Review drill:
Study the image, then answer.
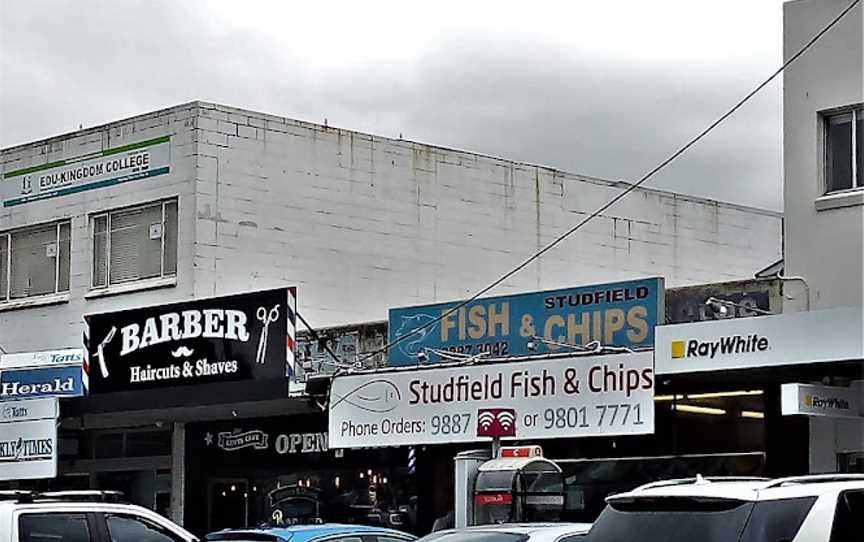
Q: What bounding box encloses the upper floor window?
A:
[0,220,71,303]
[91,199,177,289]
[825,106,863,193]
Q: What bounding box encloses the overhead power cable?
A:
[355,0,861,366]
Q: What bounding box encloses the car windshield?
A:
[584,496,817,542]
[418,531,528,542]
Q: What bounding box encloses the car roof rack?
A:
[763,474,864,489]
[633,476,770,492]
[0,491,34,502]
[0,490,126,504]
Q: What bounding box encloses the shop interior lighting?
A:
[672,404,727,416]
[741,411,765,419]
[655,391,763,401]
[335,476,340,488]
[687,390,763,400]
[230,485,236,492]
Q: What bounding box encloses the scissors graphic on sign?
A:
[256,304,280,364]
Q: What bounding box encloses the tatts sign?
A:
[388,278,664,366]
[85,288,297,393]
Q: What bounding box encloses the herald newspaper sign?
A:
[388,278,663,366]
[329,351,654,448]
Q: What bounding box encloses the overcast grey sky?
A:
[1,0,786,210]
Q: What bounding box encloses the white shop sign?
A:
[0,397,59,424]
[0,348,84,370]
[329,352,654,449]
[781,383,863,419]
[0,418,57,480]
[655,306,864,375]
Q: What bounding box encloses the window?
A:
[830,490,864,542]
[825,106,864,193]
[0,220,71,303]
[105,514,184,542]
[19,513,91,542]
[92,199,177,288]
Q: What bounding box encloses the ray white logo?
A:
[0,437,53,463]
[671,334,769,359]
[804,394,851,411]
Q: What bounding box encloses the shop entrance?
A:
[94,470,172,514]
[208,478,250,532]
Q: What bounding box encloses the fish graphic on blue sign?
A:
[395,314,438,358]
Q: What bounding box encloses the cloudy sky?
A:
[1,0,786,210]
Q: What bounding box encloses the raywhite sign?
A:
[781,383,863,419]
[655,306,864,375]
[0,418,57,480]
[0,349,84,370]
[0,398,59,424]
[329,352,654,449]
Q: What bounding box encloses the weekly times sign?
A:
[387,278,664,366]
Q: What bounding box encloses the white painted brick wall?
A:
[0,101,782,353]
[193,102,781,329]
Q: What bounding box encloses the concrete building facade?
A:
[0,101,781,356]
[783,0,864,473]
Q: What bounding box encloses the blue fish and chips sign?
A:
[388,278,664,366]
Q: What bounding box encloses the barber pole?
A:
[286,287,297,377]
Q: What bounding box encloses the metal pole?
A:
[491,437,501,458]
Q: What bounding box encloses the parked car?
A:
[1,490,197,542]
[205,523,417,542]
[582,474,864,542]
[418,523,591,542]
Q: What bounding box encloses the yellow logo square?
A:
[671,341,685,359]
[804,395,812,407]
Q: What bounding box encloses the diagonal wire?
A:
[355,0,861,366]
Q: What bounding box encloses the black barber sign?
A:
[85,288,296,394]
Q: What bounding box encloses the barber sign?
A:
[84,287,297,394]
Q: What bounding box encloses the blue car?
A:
[205,523,418,542]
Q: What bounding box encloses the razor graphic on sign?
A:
[477,408,516,438]
[95,327,117,378]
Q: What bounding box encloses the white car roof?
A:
[608,474,864,503]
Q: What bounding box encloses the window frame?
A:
[823,105,863,195]
[0,218,72,305]
[90,198,178,290]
